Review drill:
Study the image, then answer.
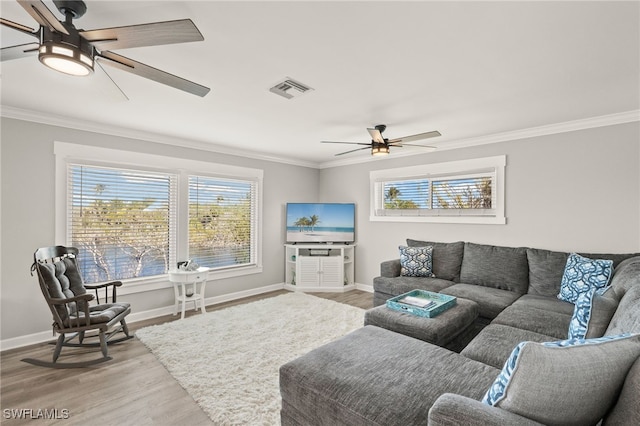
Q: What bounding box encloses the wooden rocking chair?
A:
[23,246,133,368]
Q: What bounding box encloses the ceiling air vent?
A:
[269,77,314,99]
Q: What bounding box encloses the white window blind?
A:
[380,178,430,210]
[432,173,494,211]
[68,164,177,284]
[188,175,257,270]
[370,156,506,224]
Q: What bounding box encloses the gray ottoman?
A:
[364,298,479,347]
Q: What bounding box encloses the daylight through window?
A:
[58,142,264,286]
[370,156,506,224]
[68,164,177,283]
[189,175,257,270]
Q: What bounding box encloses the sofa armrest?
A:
[380,259,401,278]
[428,394,544,426]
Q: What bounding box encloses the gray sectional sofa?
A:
[279,240,640,425]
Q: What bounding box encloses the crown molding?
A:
[317,110,640,169]
[0,106,319,169]
[2,106,638,170]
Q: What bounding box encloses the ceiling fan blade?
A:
[367,128,385,143]
[17,0,69,35]
[0,42,40,61]
[321,141,371,146]
[335,147,371,156]
[389,143,437,150]
[81,19,203,51]
[97,51,210,97]
[388,130,442,144]
[0,17,38,37]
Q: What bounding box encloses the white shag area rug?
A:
[136,292,365,425]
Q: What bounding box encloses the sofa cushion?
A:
[568,288,619,339]
[510,294,575,316]
[558,253,613,303]
[606,284,640,335]
[608,256,640,301]
[461,324,556,369]
[459,243,529,294]
[492,304,571,340]
[482,334,640,426]
[526,248,568,297]
[407,239,465,282]
[279,325,500,426]
[584,290,619,338]
[373,276,455,298]
[603,356,640,425]
[440,284,521,319]
[399,245,435,277]
[579,251,640,268]
[525,249,639,298]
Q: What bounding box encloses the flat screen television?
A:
[286,203,355,243]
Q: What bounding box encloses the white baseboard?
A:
[356,283,373,293]
[282,282,372,293]
[1,283,285,352]
[283,283,357,293]
[0,330,55,352]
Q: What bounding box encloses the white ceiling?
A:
[1,0,639,167]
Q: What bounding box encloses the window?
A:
[68,164,177,283]
[370,156,506,224]
[55,142,263,287]
[189,175,258,270]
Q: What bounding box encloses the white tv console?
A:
[284,244,356,292]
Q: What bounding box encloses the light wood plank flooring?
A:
[0,290,372,425]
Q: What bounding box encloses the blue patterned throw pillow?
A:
[399,245,435,277]
[567,288,596,339]
[557,253,613,304]
[482,341,525,406]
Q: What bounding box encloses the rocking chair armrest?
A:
[84,280,123,290]
[84,281,123,303]
[49,293,95,305]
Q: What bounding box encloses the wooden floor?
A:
[0,290,373,425]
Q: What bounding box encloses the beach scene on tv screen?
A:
[286,203,354,242]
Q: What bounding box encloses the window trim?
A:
[369,155,506,224]
[54,142,264,293]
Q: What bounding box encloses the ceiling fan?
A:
[322,125,441,156]
[0,0,210,97]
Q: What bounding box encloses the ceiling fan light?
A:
[371,145,390,156]
[51,45,73,57]
[80,53,93,67]
[38,41,94,76]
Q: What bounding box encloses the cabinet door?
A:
[298,257,320,287]
[320,256,343,287]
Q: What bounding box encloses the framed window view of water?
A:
[56,142,264,286]
[68,164,177,283]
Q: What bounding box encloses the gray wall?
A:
[319,122,640,288]
[2,117,639,343]
[0,117,319,341]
